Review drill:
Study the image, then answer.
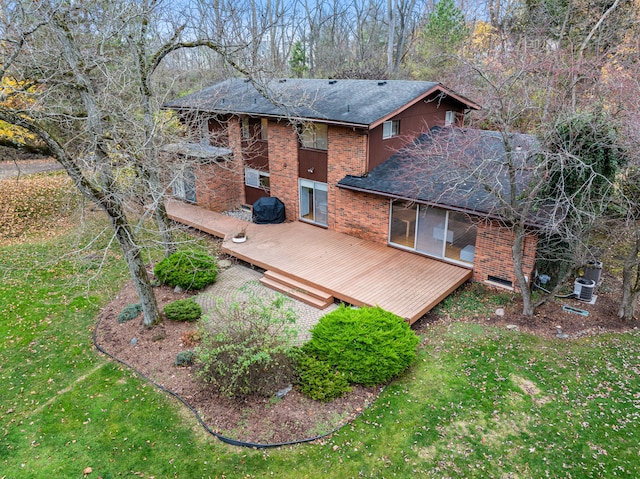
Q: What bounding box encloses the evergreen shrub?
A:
[164,298,202,322]
[154,250,217,290]
[295,352,351,402]
[174,350,195,367]
[118,303,142,323]
[304,305,419,386]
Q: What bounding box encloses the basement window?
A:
[486,275,513,289]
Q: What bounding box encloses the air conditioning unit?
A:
[574,277,596,302]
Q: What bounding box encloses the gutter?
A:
[163,106,370,130]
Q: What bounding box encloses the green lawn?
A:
[1,220,639,478]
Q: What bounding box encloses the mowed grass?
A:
[1,212,639,477]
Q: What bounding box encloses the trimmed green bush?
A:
[154,250,218,291]
[174,350,196,367]
[295,352,351,402]
[118,303,142,323]
[164,298,202,322]
[304,305,420,386]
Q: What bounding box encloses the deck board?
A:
[167,200,471,323]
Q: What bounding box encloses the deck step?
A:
[263,271,334,301]
[260,271,333,309]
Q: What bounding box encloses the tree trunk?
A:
[618,238,640,320]
[54,16,161,326]
[387,0,395,73]
[618,283,639,320]
[111,210,161,327]
[155,199,176,258]
[513,225,535,316]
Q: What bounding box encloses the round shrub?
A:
[304,305,420,386]
[295,352,351,402]
[154,250,218,291]
[175,350,196,367]
[164,298,202,322]
[118,303,142,323]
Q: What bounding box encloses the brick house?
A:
[164,78,537,290]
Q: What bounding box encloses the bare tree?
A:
[398,48,622,316]
[612,166,640,320]
[0,0,256,326]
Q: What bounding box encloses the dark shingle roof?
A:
[164,78,479,127]
[339,127,539,219]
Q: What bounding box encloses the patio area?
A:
[166,200,472,324]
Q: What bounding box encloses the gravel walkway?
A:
[194,264,337,343]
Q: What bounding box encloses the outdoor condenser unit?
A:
[573,277,596,302]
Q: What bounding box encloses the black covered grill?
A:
[252,197,285,224]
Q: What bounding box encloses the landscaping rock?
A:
[276,384,293,398]
[218,259,232,269]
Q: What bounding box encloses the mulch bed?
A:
[94,278,378,445]
[95,266,637,445]
[415,272,636,339]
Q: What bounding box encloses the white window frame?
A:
[299,179,328,226]
[245,167,270,189]
[382,120,400,139]
[260,118,268,141]
[445,111,456,127]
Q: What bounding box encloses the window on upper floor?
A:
[382,120,400,139]
[260,118,268,141]
[197,116,210,145]
[241,117,250,139]
[245,167,270,189]
[300,123,328,150]
[445,111,456,127]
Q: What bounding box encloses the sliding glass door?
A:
[389,201,477,265]
[299,179,328,226]
[415,207,446,256]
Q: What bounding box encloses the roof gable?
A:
[164,78,480,127]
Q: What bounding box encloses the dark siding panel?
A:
[208,117,229,147]
[298,148,328,182]
[244,140,269,169]
[245,186,269,206]
[368,95,467,171]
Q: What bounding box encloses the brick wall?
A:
[473,220,537,290]
[195,117,245,211]
[327,126,368,230]
[333,189,390,243]
[268,121,299,221]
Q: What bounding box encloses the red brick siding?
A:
[334,189,390,243]
[268,121,299,221]
[195,117,245,211]
[327,126,368,229]
[473,220,537,290]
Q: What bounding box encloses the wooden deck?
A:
[166,200,472,324]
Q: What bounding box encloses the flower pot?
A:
[232,235,247,243]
